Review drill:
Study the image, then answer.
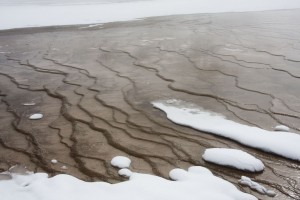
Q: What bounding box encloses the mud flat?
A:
[0,9,300,199]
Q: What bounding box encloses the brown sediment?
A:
[0,9,300,199]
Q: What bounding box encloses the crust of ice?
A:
[0,166,257,200]
[152,99,300,161]
[202,148,264,172]
[111,156,131,168]
[29,113,43,120]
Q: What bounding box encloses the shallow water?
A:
[0,9,300,200]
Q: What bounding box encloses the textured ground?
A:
[0,9,300,200]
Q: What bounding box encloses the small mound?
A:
[202,148,264,172]
[29,113,43,120]
[274,125,290,132]
[110,156,131,168]
[118,169,132,177]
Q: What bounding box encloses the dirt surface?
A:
[0,9,300,199]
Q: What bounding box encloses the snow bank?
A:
[1,0,300,30]
[0,166,257,200]
[239,176,276,197]
[152,99,300,161]
[29,113,43,120]
[202,148,264,172]
[111,156,131,168]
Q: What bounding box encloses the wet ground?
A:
[0,9,300,199]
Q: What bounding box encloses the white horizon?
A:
[1,0,300,30]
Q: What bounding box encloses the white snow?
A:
[118,168,133,177]
[61,166,68,170]
[274,125,290,132]
[1,0,300,30]
[29,113,43,120]
[51,159,58,164]
[239,176,276,197]
[111,156,131,168]
[22,102,36,106]
[152,99,300,161]
[202,148,264,172]
[0,166,257,200]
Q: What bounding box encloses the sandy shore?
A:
[0,9,300,199]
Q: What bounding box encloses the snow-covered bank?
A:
[1,0,300,30]
[0,166,256,200]
[202,148,264,172]
[152,99,300,161]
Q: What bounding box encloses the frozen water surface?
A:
[1,0,300,30]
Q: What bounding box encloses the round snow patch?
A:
[29,113,43,120]
[61,166,68,170]
[118,169,132,177]
[202,148,264,172]
[51,159,58,164]
[274,125,290,132]
[111,156,131,168]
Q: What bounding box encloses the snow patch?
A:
[29,113,43,120]
[239,176,276,197]
[0,166,257,200]
[118,168,132,177]
[111,156,131,168]
[51,159,58,164]
[274,125,290,132]
[23,102,36,106]
[61,166,68,170]
[152,99,300,161]
[202,148,264,172]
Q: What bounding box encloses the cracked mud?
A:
[0,9,300,200]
